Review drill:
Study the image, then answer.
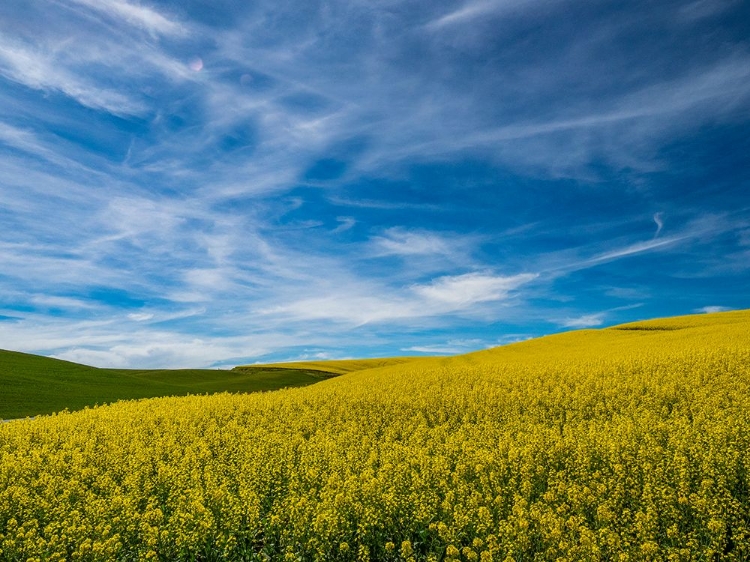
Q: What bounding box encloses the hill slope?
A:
[0,350,340,419]
[236,356,421,375]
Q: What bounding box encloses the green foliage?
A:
[0,350,339,420]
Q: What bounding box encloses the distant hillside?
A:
[236,356,421,375]
[0,350,339,419]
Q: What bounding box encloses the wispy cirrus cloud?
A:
[29,296,99,310]
[0,121,95,172]
[368,228,481,267]
[555,303,644,330]
[258,271,537,327]
[67,0,185,37]
[372,228,457,257]
[559,313,607,329]
[425,0,555,30]
[653,212,664,237]
[413,272,537,307]
[0,38,147,116]
[332,217,356,233]
[403,339,485,355]
[586,236,690,265]
[393,56,750,178]
[533,212,746,279]
[694,305,732,314]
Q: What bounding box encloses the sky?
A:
[0,0,748,368]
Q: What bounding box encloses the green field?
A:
[0,350,347,420]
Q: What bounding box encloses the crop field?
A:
[0,351,342,420]
[1,310,749,561]
[236,357,421,376]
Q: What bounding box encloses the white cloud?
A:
[0,122,78,169]
[258,271,537,326]
[403,338,485,355]
[413,272,537,306]
[678,0,738,22]
[95,196,188,245]
[332,217,356,233]
[183,268,235,293]
[605,287,648,300]
[30,296,97,310]
[534,213,748,279]
[653,212,664,237]
[390,56,750,177]
[259,294,418,325]
[494,334,533,345]
[586,236,689,265]
[328,197,444,211]
[426,0,503,29]
[0,38,146,116]
[425,0,552,30]
[403,344,463,354]
[559,313,606,328]
[371,228,459,257]
[127,312,154,322]
[0,314,338,369]
[67,0,184,36]
[695,305,731,314]
[52,339,244,370]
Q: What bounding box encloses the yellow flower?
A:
[446,545,460,557]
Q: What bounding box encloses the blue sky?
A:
[0,0,748,368]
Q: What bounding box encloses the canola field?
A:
[235,357,420,376]
[1,310,749,561]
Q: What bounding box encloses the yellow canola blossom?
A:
[1,310,750,561]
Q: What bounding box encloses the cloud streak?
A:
[68,0,185,36]
[413,272,537,307]
[0,38,147,116]
[559,313,606,329]
[425,0,555,30]
[653,213,664,237]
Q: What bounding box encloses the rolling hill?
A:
[235,356,421,375]
[0,350,343,419]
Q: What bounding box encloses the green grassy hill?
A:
[0,350,341,420]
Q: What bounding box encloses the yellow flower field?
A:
[1,310,749,561]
